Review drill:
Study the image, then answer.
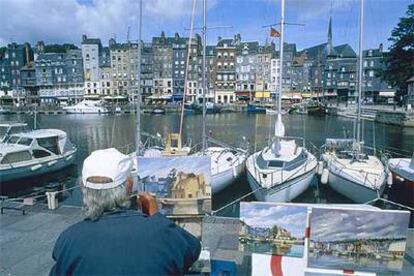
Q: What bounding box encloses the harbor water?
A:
[1,113,413,216]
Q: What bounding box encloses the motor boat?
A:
[247,103,266,114]
[63,100,109,114]
[0,122,28,143]
[246,115,317,202]
[0,129,77,182]
[320,139,386,203]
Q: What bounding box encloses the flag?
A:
[270,27,280,37]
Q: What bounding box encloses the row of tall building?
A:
[0,19,397,106]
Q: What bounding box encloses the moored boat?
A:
[320,139,386,203]
[247,103,266,114]
[0,129,77,183]
[63,100,109,114]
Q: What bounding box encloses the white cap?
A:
[82,148,133,190]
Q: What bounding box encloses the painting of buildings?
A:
[137,156,211,216]
[239,202,307,257]
[309,208,411,273]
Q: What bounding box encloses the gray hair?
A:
[82,182,131,220]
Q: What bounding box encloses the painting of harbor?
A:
[136,156,211,216]
[309,208,411,273]
[239,202,307,257]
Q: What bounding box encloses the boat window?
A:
[256,154,268,169]
[17,137,33,146]
[6,136,20,144]
[0,127,7,140]
[32,149,51,158]
[37,136,60,155]
[1,151,32,164]
[268,160,284,168]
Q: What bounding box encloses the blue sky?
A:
[0,0,411,51]
[137,156,211,184]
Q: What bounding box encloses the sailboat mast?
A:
[356,0,364,145]
[202,0,207,154]
[278,0,285,114]
[135,0,142,156]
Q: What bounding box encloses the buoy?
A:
[387,172,393,187]
[317,161,324,175]
[321,168,329,184]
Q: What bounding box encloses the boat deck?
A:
[1,204,413,275]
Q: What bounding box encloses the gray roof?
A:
[407,76,414,83]
[333,44,356,58]
[81,38,101,45]
[216,38,235,48]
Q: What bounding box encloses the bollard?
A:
[45,191,59,210]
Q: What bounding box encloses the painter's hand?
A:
[137,192,158,216]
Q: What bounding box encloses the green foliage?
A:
[381,4,414,99]
[44,44,79,53]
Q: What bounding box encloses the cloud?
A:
[240,202,308,237]
[0,0,217,45]
[310,209,410,242]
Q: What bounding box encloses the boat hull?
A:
[327,170,385,203]
[0,151,76,183]
[246,168,315,202]
[211,159,245,193]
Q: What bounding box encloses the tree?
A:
[380,4,414,101]
[44,43,79,53]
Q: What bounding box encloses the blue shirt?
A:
[50,209,201,275]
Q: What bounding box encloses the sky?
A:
[137,156,211,184]
[0,0,411,51]
[310,208,410,242]
[240,202,308,238]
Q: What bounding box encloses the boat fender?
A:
[317,161,324,175]
[232,164,237,178]
[321,168,329,184]
[387,172,393,187]
[48,160,58,167]
[31,164,42,171]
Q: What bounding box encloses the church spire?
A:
[328,16,332,46]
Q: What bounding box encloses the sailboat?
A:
[320,0,386,203]
[191,0,248,194]
[245,0,317,202]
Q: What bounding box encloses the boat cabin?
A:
[257,140,307,171]
[0,129,69,165]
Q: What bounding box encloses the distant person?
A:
[50,148,201,275]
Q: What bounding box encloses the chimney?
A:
[379,43,383,53]
[174,32,179,40]
[82,34,87,42]
[218,36,222,42]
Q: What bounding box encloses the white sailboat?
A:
[320,0,386,203]
[191,0,248,194]
[245,0,317,202]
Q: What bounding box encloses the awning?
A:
[235,91,251,97]
[255,92,271,98]
[379,91,395,97]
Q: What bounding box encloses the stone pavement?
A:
[0,204,82,275]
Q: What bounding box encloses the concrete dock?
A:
[0,204,82,275]
[1,204,413,275]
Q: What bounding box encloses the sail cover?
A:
[274,113,285,137]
